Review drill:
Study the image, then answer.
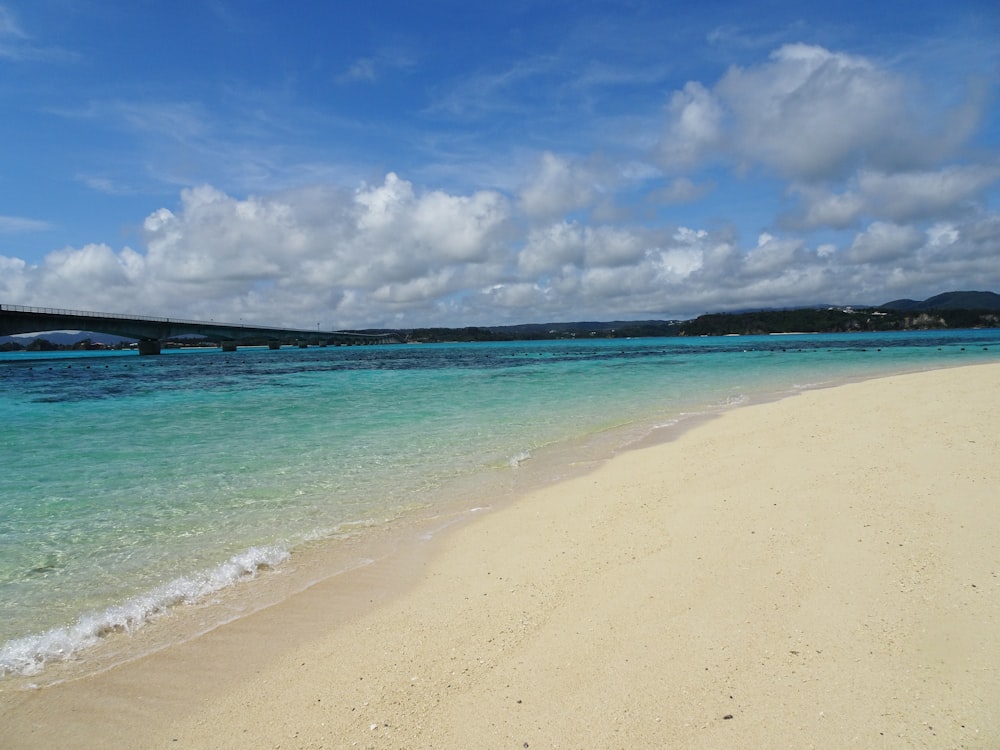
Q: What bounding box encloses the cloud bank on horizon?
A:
[1,1,998,328]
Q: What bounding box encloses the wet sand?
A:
[4,363,999,749]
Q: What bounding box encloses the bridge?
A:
[0,304,404,354]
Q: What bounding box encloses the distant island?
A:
[2,291,999,351]
[675,290,1000,338]
[400,290,1000,342]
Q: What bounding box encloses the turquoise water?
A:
[2,331,998,679]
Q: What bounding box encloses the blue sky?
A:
[1,0,999,328]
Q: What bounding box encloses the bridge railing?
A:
[1,303,196,325]
[0,303,392,338]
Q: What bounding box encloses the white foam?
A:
[508,449,532,467]
[722,393,749,407]
[0,545,289,678]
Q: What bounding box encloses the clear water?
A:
[2,331,998,679]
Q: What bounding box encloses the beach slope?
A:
[5,364,999,749]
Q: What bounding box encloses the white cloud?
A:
[518,221,646,276]
[2,38,998,327]
[652,245,706,282]
[787,164,1000,229]
[370,268,460,305]
[0,215,52,233]
[0,255,29,300]
[658,44,987,183]
[411,188,508,263]
[478,282,549,313]
[519,222,585,275]
[847,222,924,264]
[658,82,724,171]
[77,174,135,195]
[518,152,598,219]
[143,186,300,284]
[16,243,147,313]
[42,243,142,285]
[9,174,507,326]
[744,232,804,276]
[718,44,907,180]
[856,166,1000,222]
[926,222,959,249]
[4,181,1000,325]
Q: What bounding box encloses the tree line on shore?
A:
[675,306,1000,337]
[400,306,999,342]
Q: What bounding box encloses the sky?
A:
[1,0,999,329]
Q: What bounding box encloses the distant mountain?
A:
[0,331,131,347]
[880,291,1000,311]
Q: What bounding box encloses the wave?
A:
[721,393,749,407]
[0,545,289,678]
[508,449,532,467]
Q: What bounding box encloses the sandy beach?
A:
[4,363,999,749]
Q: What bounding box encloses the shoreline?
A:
[4,362,1000,748]
[0,346,798,690]
[2,334,996,686]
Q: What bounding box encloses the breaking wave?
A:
[0,545,289,678]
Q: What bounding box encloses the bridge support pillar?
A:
[137,339,161,355]
[220,341,237,352]
[268,342,281,350]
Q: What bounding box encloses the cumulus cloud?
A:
[744,232,805,276]
[518,221,645,275]
[518,152,599,219]
[847,222,925,264]
[136,173,509,305]
[658,43,988,182]
[0,255,28,299]
[5,243,147,314]
[3,40,999,327]
[143,186,300,283]
[786,164,1000,229]
[718,44,909,180]
[856,166,1000,221]
[658,82,724,170]
[4,172,1000,325]
[786,185,865,229]
[410,187,508,262]
[0,174,514,327]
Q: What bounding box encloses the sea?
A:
[2,329,999,687]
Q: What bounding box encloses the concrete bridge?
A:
[0,304,404,354]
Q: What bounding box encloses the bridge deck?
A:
[0,304,402,349]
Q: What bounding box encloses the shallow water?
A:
[2,330,998,679]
